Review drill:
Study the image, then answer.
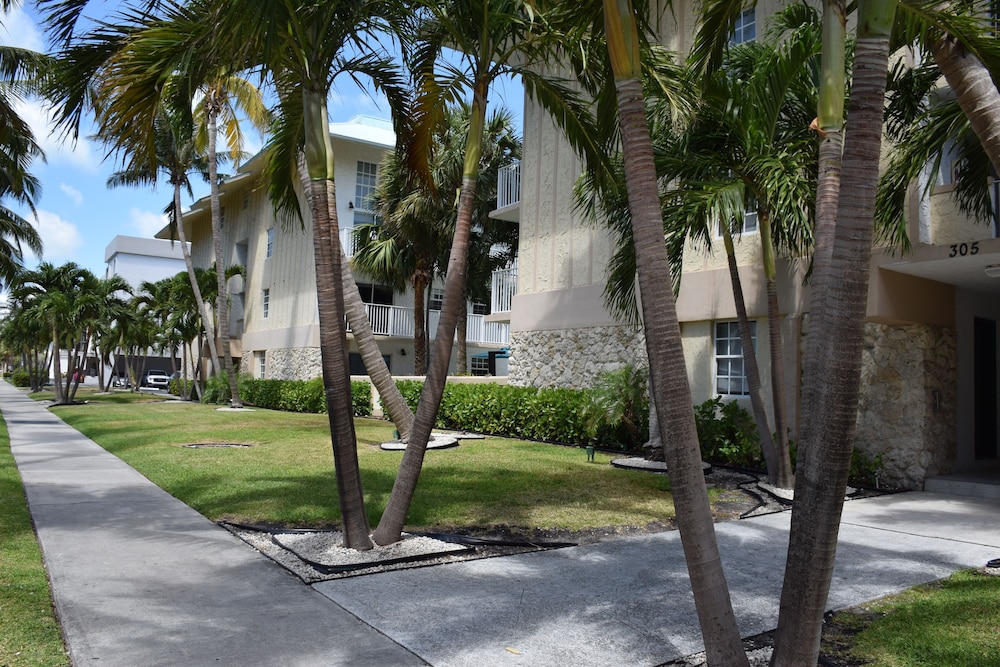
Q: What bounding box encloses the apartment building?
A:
[490,2,1000,490]
[167,115,510,382]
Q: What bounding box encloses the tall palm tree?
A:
[372,0,600,546]
[194,71,271,409]
[99,73,224,380]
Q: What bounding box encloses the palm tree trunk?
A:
[303,87,372,550]
[757,212,794,488]
[302,155,416,439]
[51,329,63,403]
[771,0,895,662]
[604,4,748,664]
[173,181,221,377]
[413,271,428,375]
[799,0,846,431]
[372,80,489,547]
[207,101,243,408]
[337,223,415,439]
[932,36,1000,176]
[722,227,781,484]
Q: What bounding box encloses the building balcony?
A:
[490,160,520,222]
[488,259,517,322]
[347,303,510,346]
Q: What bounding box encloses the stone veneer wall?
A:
[239,347,322,381]
[507,325,646,389]
[854,323,957,490]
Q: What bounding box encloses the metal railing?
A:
[496,160,521,209]
[347,303,509,345]
[490,259,517,314]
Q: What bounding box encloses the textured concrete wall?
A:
[507,325,645,389]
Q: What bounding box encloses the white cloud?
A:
[16,98,99,171]
[59,183,84,206]
[0,6,44,51]
[30,210,83,263]
[129,208,168,237]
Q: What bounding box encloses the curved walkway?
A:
[5,380,1000,666]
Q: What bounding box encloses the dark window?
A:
[356,282,393,305]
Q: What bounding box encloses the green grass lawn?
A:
[0,413,69,666]
[844,570,1000,666]
[47,388,677,530]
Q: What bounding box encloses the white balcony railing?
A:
[496,160,521,209]
[490,259,517,314]
[347,303,510,345]
[339,227,358,258]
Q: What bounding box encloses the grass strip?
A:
[0,410,69,666]
[846,569,1000,666]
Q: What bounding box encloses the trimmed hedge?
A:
[9,371,31,388]
[240,377,372,416]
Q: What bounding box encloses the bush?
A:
[582,365,649,450]
[239,377,372,416]
[693,396,763,469]
[9,371,30,388]
[201,374,232,405]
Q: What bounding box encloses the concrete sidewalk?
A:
[2,382,425,667]
[6,381,1000,666]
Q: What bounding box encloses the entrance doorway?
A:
[974,317,998,460]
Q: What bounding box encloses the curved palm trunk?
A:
[722,228,781,484]
[304,88,373,550]
[173,181,221,378]
[373,81,489,546]
[51,328,63,403]
[771,1,895,662]
[303,158,416,439]
[932,37,1000,176]
[757,213,794,488]
[337,226,415,439]
[605,4,748,664]
[207,101,243,408]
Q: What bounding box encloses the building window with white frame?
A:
[717,209,759,238]
[715,320,756,396]
[266,227,274,258]
[262,288,270,319]
[256,351,266,379]
[355,161,378,211]
[730,8,756,45]
[429,288,444,311]
[470,356,490,376]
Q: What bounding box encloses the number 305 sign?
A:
[949,241,980,257]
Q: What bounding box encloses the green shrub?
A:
[582,365,649,450]
[9,371,30,388]
[201,374,232,405]
[238,377,372,416]
[694,396,763,469]
[849,449,884,488]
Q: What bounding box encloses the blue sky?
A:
[1,3,524,279]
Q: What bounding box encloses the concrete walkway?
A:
[6,381,1000,666]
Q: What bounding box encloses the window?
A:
[262,289,270,319]
[471,356,490,376]
[730,8,756,45]
[256,351,266,379]
[472,301,489,316]
[429,288,444,311]
[355,161,378,211]
[266,228,274,258]
[355,282,393,305]
[717,209,759,238]
[715,320,756,396]
[937,140,963,186]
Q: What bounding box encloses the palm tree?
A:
[0,12,46,285]
[372,0,601,546]
[194,71,271,409]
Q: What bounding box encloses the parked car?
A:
[142,370,171,389]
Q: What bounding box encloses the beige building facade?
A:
[168,116,510,383]
[494,3,1000,489]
